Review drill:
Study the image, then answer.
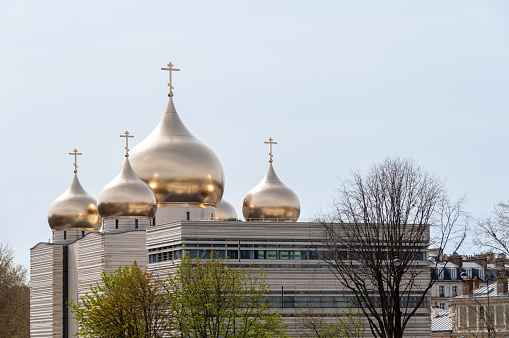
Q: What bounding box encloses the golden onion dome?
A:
[98,157,157,218]
[48,174,101,231]
[242,163,300,222]
[215,199,238,221]
[129,97,224,205]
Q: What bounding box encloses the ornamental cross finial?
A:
[69,149,82,173]
[161,62,180,97]
[264,137,277,163]
[120,131,134,157]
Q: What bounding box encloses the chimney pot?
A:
[473,276,480,290]
[497,275,508,295]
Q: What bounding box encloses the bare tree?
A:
[318,157,466,338]
[0,244,29,338]
[475,202,509,256]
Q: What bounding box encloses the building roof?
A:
[431,310,452,333]
[455,282,506,299]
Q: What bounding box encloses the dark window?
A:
[115,219,119,229]
[241,250,253,259]
[64,231,67,240]
[254,250,266,259]
[186,212,190,220]
[135,219,138,229]
[227,250,238,259]
[81,231,85,237]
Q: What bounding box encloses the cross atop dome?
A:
[69,149,82,173]
[264,137,277,163]
[120,131,134,157]
[161,62,180,97]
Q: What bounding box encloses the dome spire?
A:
[69,149,82,173]
[161,61,180,97]
[120,131,134,157]
[264,137,277,163]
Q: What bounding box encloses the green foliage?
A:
[166,253,287,338]
[0,244,29,338]
[297,306,365,338]
[70,261,171,338]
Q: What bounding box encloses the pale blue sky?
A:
[1,1,508,269]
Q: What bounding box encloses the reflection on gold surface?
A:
[98,158,157,218]
[242,163,300,222]
[48,174,101,231]
[215,199,238,221]
[130,97,224,205]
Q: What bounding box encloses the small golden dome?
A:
[98,157,157,218]
[130,97,224,205]
[242,163,300,222]
[48,174,101,231]
[215,199,238,220]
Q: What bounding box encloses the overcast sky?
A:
[1,1,508,269]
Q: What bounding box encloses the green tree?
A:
[0,244,29,338]
[70,261,172,338]
[297,306,365,338]
[167,253,287,338]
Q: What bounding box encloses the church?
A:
[30,62,432,337]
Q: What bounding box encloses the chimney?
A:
[497,274,508,295]
[450,254,463,268]
[463,278,474,295]
[432,306,440,318]
[496,254,506,268]
[473,276,480,290]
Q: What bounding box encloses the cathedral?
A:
[30,63,432,337]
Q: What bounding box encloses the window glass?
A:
[281,251,293,260]
[294,251,302,260]
[267,250,279,259]
[227,250,238,259]
[254,250,266,259]
[309,251,320,260]
[240,250,253,259]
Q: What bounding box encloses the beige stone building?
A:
[449,276,509,337]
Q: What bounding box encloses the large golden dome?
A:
[215,199,238,220]
[129,97,224,205]
[48,174,101,231]
[98,157,157,218]
[242,163,300,222]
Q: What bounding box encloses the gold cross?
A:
[69,149,82,173]
[264,137,277,163]
[161,62,180,97]
[120,131,134,157]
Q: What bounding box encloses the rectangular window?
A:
[254,250,266,259]
[81,231,85,237]
[466,268,472,278]
[186,212,190,220]
[227,250,238,259]
[294,251,303,260]
[135,219,138,229]
[64,231,67,240]
[280,251,293,260]
[267,250,279,260]
[452,286,458,297]
[438,268,444,280]
[240,250,253,259]
[439,285,445,297]
[478,269,485,279]
[449,268,457,280]
[309,251,320,260]
[439,303,445,310]
[115,219,119,229]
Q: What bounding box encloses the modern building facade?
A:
[30,63,432,337]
